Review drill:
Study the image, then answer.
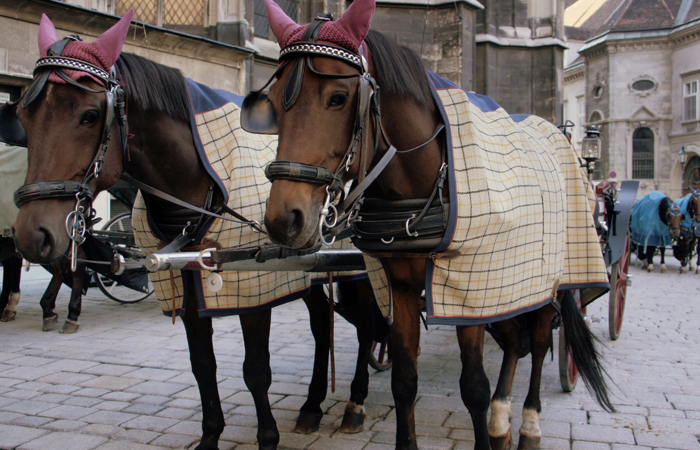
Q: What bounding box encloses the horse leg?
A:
[659,247,667,273]
[690,238,697,272]
[340,279,374,433]
[695,239,700,274]
[517,306,556,450]
[39,264,64,331]
[296,284,331,434]
[457,324,491,450]
[181,284,225,450]
[647,246,655,272]
[391,284,422,450]
[240,309,279,450]
[60,260,86,334]
[488,319,524,450]
[0,256,22,322]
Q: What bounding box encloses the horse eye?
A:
[80,110,99,125]
[328,93,348,107]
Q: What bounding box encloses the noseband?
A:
[1,35,129,268]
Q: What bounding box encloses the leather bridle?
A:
[9,35,129,269]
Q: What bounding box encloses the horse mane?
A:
[364,30,435,114]
[658,196,671,225]
[115,53,191,123]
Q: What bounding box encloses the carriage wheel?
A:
[369,336,392,371]
[559,290,582,392]
[94,213,155,304]
[608,231,630,340]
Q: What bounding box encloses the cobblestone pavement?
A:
[0,256,699,450]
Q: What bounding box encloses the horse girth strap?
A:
[14,181,92,209]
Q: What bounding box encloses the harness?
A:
[241,14,448,250]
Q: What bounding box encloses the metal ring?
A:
[405,215,419,237]
[197,248,218,271]
[323,203,338,228]
[381,236,394,244]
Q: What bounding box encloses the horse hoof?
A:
[339,409,366,434]
[193,438,220,450]
[516,434,540,450]
[680,267,688,274]
[59,319,80,334]
[0,310,17,322]
[489,429,513,450]
[696,268,700,274]
[641,261,648,269]
[259,446,277,450]
[294,411,322,434]
[660,265,667,273]
[647,264,654,272]
[42,315,58,331]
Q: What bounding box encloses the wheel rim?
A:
[568,347,579,385]
[369,338,392,371]
[612,233,630,336]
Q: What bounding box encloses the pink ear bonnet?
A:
[264,0,374,54]
[37,9,134,85]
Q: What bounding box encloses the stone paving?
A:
[0,256,699,450]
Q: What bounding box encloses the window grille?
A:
[684,80,698,121]
[632,127,654,179]
[115,0,205,27]
[253,0,299,40]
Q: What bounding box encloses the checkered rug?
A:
[364,73,609,325]
[0,146,28,233]
[132,79,361,318]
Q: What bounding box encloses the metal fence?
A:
[115,0,206,27]
[253,0,299,39]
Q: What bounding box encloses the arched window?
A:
[632,128,654,179]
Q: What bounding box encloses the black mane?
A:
[364,30,435,113]
[116,53,191,123]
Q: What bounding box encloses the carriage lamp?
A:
[581,126,602,163]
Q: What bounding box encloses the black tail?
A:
[561,290,615,412]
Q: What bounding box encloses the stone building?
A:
[562,0,700,198]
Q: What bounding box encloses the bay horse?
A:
[672,191,700,273]
[3,11,376,450]
[253,0,613,448]
[630,192,683,273]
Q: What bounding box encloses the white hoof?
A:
[641,261,648,270]
[647,264,654,272]
[660,264,667,273]
[680,267,688,274]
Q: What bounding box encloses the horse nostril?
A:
[288,209,305,234]
[37,226,55,259]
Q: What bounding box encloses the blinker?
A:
[0,101,27,147]
[241,91,278,135]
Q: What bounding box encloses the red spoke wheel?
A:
[609,231,630,340]
[369,336,392,371]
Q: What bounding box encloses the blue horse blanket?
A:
[631,191,673,249]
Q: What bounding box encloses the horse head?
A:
[690,186,700,223]
[666,203,683,242]
[4,11,133,263]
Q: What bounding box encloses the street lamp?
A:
[679,146,687,193]
[581,126,601,181]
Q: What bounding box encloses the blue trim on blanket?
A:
[509,114,531,123]
[426,297,553,326]
[427,72,502,113]
[160,272,369,318]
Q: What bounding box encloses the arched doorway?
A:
[684,155,700,195]
[632,128,654,179]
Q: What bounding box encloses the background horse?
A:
[630,191,682,273]
[0,145,89,332]
[672,192,700,273]
[4,12,377,450]
[255,1,613,449]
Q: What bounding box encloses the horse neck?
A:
[125,105,217,208]
[372,93,444,200]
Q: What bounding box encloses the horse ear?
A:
[335,0,375,49]
[38,14,59,57]
[93,9,134,67]
[264,0,299,46]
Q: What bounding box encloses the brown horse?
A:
[254,0,613,448]
[4,12,376,450]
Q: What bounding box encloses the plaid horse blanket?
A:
[132,80,363,318]
[363,73,609,326]
[0,146,28,233]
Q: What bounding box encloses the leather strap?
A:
[14,180,91,208]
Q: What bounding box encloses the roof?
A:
[564,0,700,41]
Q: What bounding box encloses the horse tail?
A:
[561,290,615,412]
